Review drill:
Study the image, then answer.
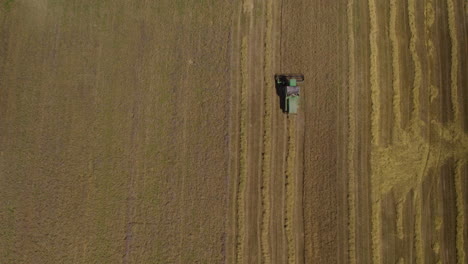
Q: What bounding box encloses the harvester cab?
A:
[275,74,304,114]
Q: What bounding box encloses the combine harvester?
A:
[275,74,304,114]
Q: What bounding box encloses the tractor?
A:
[275,74,304,114]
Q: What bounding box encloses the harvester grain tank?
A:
[275,74,304,114]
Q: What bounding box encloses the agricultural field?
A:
[0,0,466,263]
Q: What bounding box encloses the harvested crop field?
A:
[0,0,466,263]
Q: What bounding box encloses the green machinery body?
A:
[275,74,304,114]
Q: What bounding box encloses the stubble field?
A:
[0,0,466,263]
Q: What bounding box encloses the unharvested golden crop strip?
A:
[367,0,382,262]
[260,0,274,262]
[407,1,424,261]
[236,36,249,264]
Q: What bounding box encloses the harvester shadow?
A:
[274,75,286,112]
